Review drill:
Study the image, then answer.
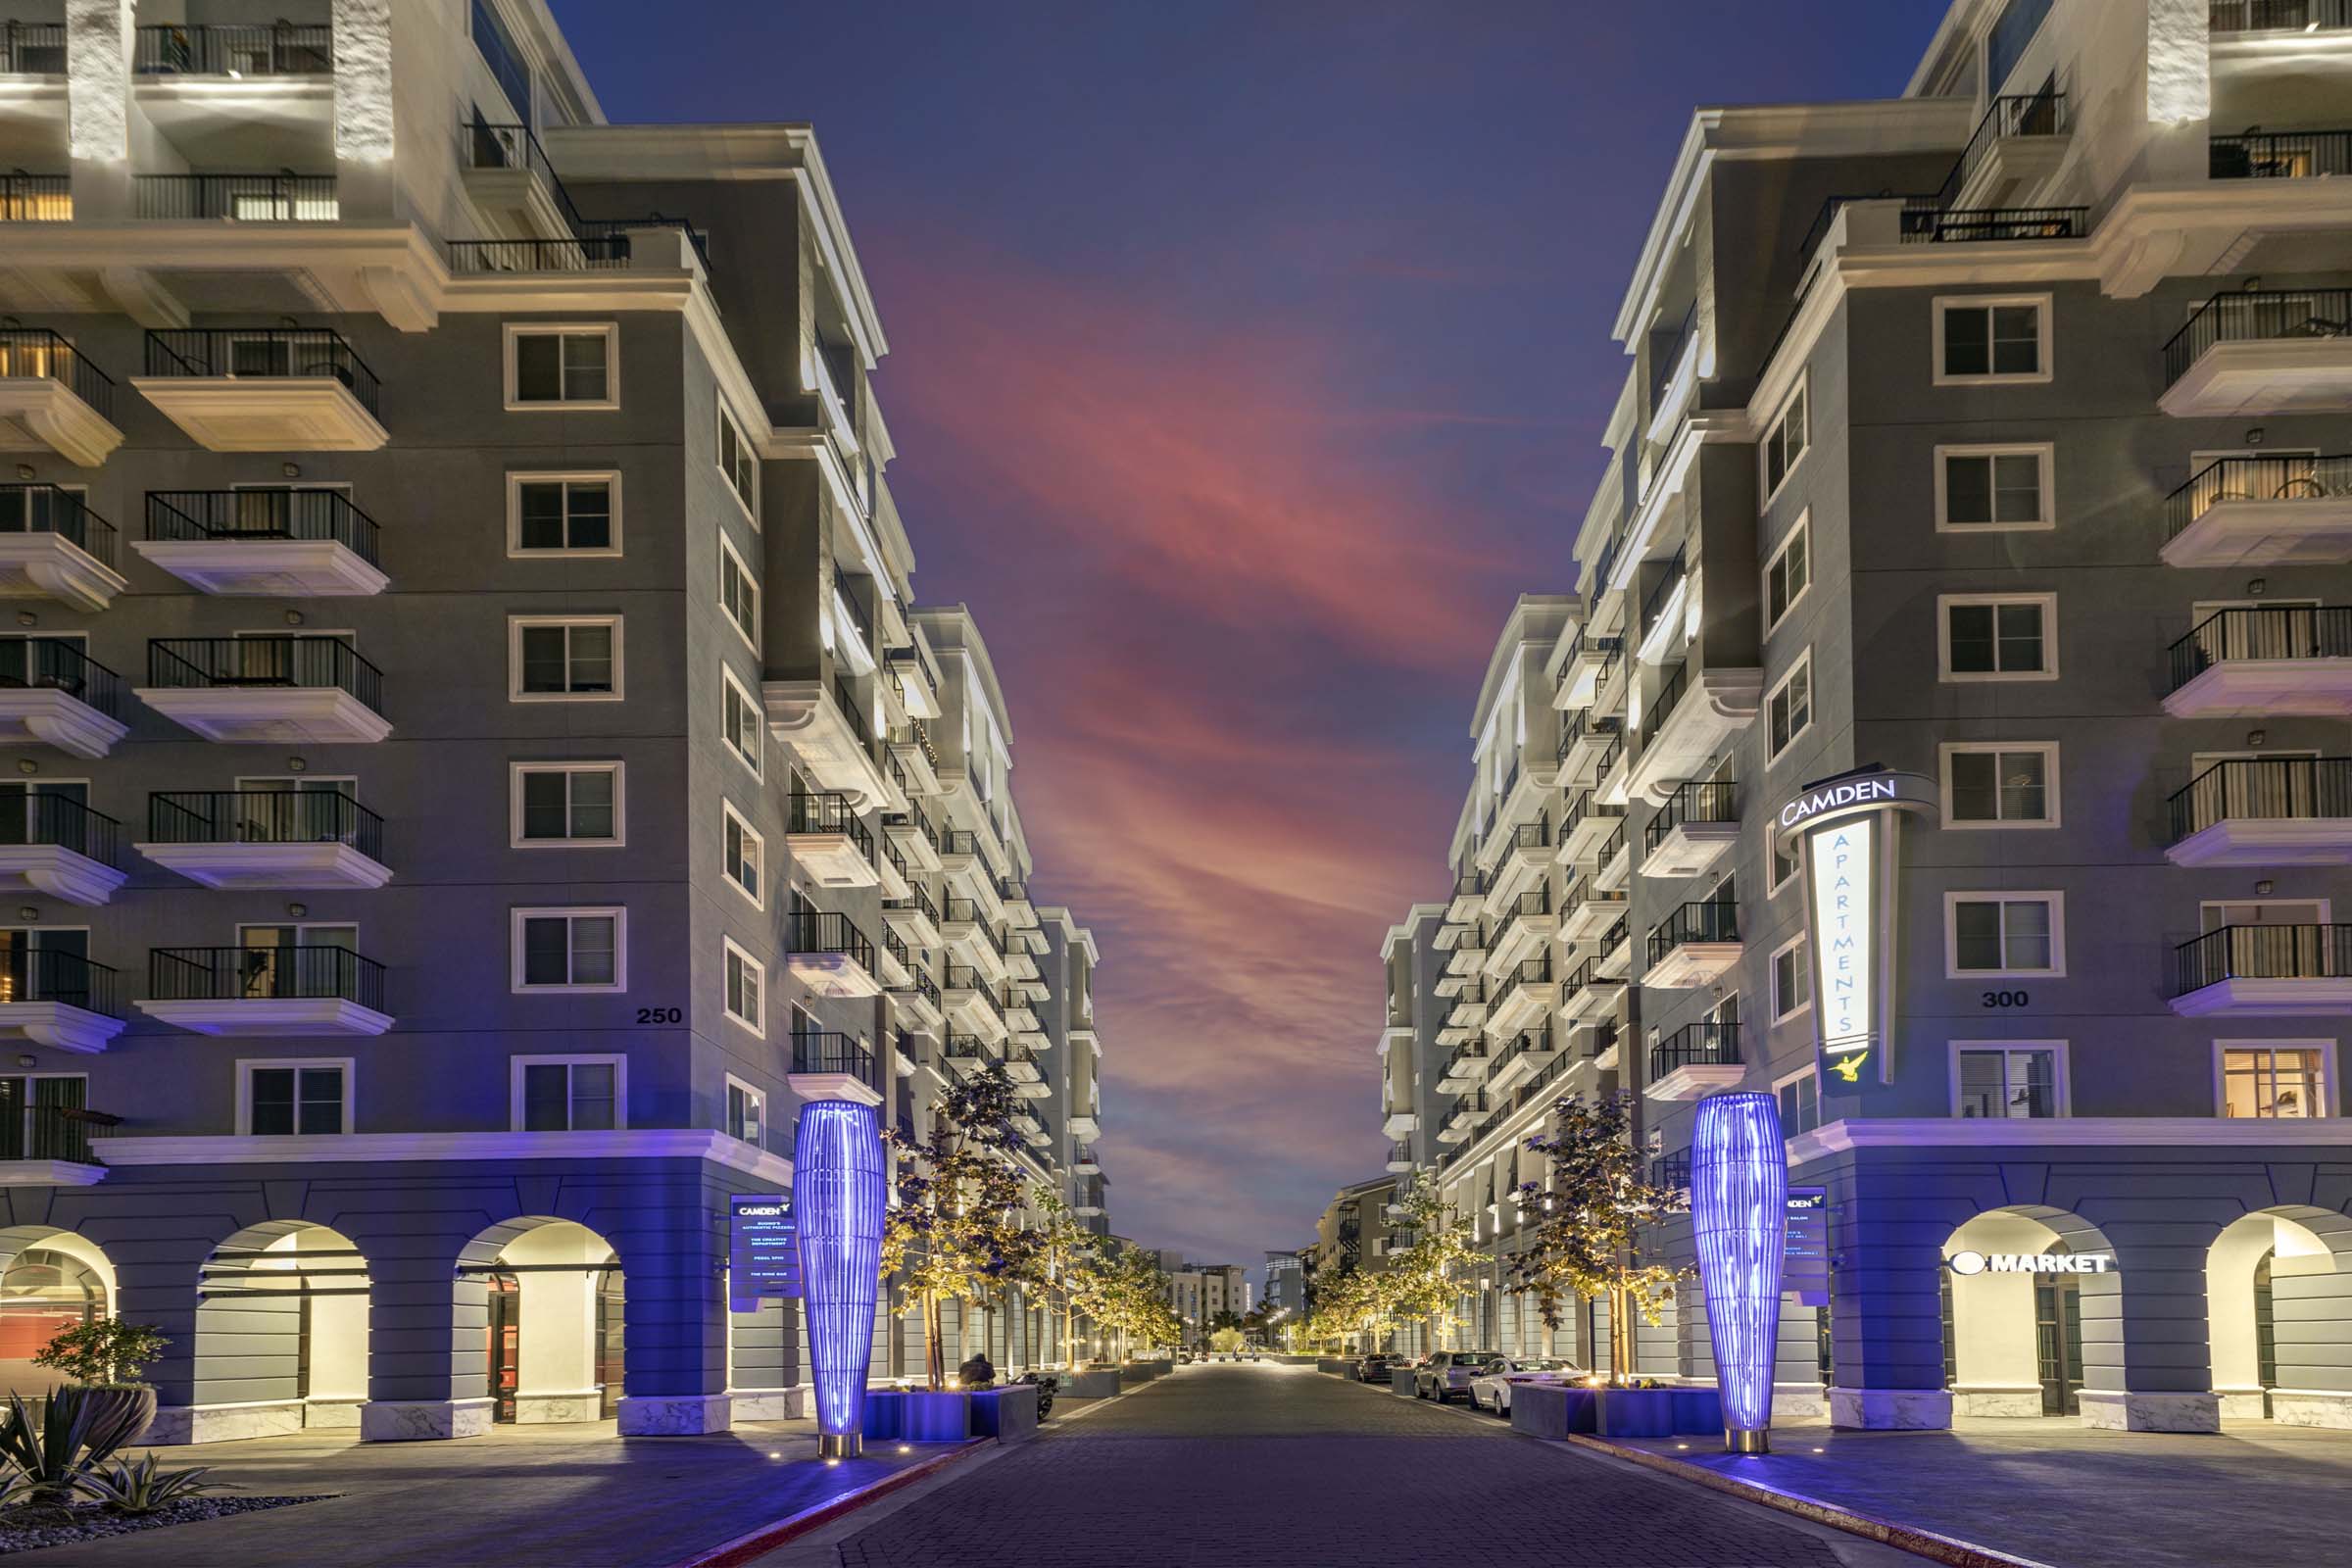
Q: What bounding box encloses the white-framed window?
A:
[1774,1066,1820,1138]
[718,533,760,652]
[1761,375,1807,502]
[1952,1041,2067,1118]
[1936,444,2053,532]
[1766,651,1812,761]
[1768,835,1800,897]
[1944,891,2064,976]
[720,800,763,907]
[1770,935,1810,1022]
[1764,511,1810,633]
[1933,294,2050,384]
[511,1054,624,1131]
[716,402,759,521]
[510,761,622,847]
[236,1057,352,1136]
[720,664,762,778]
[510,615,621,702]
[511,906,625,992]
[1938,593,2056,681]
[507,472,619,557]
[725,1074,767,1147]
[1939,742,2059,828]
[723,938,764,1036]
[505,323,617,410]
[2217,1040,2334,1119]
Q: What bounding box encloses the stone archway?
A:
[0,1225,116,1398]
[189,1220,372,1441]
[2208,1205,2352,1428]
[1941,1204,2118,1420]
[456,1218,622,1426]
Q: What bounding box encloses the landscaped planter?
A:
[1317,1358,1350,1375]
[1593,1388,1676,1439]
[1669,1387,1724,1435]
[969,1385,1039,1443]
[1061,1369,1121,1399]
[1510,1383,1599,1438]
[1390,1369,1417,1396]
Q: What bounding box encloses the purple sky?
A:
[555,1,1938,1267]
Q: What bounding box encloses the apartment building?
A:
[1376,903,1450,1181]
[1392,0,2352,1433]
[0,0,1105,1443]
[1164,1261,1248,1345]
[1037,906,1108,1237]
[1263,1250,1305,1318]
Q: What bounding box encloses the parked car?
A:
[1354,1351,1403,1383]
[1414,1349,1501,1401]
[1468,1357,1586,1414]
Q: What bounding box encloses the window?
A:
[1766,652,1812,760]
[717,404,758,520]
[721,802,763,906]
[1936,445,2052,532]
[512,907,624,991]
[718,535,760,651]
[2220,1044,2330,1119]
[1762,377,1807,500]
[1776,1069,1820,1138]
[1769,835,1800,896]
[1939,594,2056,681]
[1771,936,1811,1022]
[511,762,621,847]
[1955,1044,2064,1118]
[1940,743,2058,828]
[505,324,616,409]
[513,1056,621,1131]
[511,616,620,701]
[508,474,618,557]
[1764,513,1810,632]
[1945,892,2064,976]
[471,0,531,121]
[723,940,764,1036]
[726,1077,766,1147]
[240,1060,349,1136]
[1935,296,2049,383]
[720,666,762,777]
[1985,0,2053,95]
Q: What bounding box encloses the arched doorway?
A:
[2208,1206,2352,1427]
[1941,1207,2115,1419]
[196,1221,371,1433]
[459,1219,622,1425]
[0,1229,114,1397]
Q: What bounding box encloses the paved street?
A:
[766,1363,1914,1567]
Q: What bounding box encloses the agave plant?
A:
[0,1387,149,1510]
[75,1453,234,1517]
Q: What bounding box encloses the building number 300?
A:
[1981,990,2029,1008]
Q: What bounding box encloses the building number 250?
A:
[636,1006,684,1024]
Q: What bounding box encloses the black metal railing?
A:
[1797,189,1927,261]
[0,794,119,866]
[1598,915,1630,954]
[460,120,711,270]
[1451,866,1485,901]
[787,789,873,858]
[1443,1042,1488,1077]
[0,172,69,220]
[0,1103,116,1165]
[134,23,331,74]
[147,790,380,858]
[1510,818,1548,854]
[783,912,875,973]
[1594,822,1628,871]
[2170,758,2352,842]
[135,172,337,221]
[2166,455,2352,541]
[148,945,381,1009]
[2169,607,2352,693]
[1561,958,1593,999]
[0,639,122,719]
[1938,90,2071,210]
[1648,662,1690,733]
[1643,781,1739,858]
[942,900,1006,961]
[144,328,379,416]
[0,329,115,421]
[1510,886,1551,923]
[791,1031,877,1086]
[1642,550,1688,634]
[146,489,381,565]
[832,673,872,751]
[893,970,942,1009]
[1446,1092,1492,1122]
[1589,1021,1620,1060]
[2212,129,2352,181]
[885,883,939,925]
[2165,289,2352,388]
[446,235,632,274]
[2211,1,2352,32]
[0,22,64,74]
[146,636,384,714]
[1592,730,1624,784]
[942,1035,988,1063]
[1562,789,1626,839]
[0,949,118,1014]
[1388,1140,1412,1166]
[1493,956,1552,1015]
[0,484,117,569]
[1899,202,2087,244]
[2175,923,2352,995]
[1650,1020,1741,1079]
[1648,299,1696,411]
[1646,901,1739,967]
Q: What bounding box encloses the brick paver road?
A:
[819,1364,1910,1567]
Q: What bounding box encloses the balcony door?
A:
[2189,750,2325,822]
[0,1075,85,1161]
[0,927,87,1006]
[237,923,358,999]
[2202,900,2334,984]
[235,775,359,846]
[0,782,85,848]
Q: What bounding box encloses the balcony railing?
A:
[1641,549,1687,633]
[834,673,872,750]
[1493,956,1551,1014]
[1598,915,1630,952]
[460,120,712,270]
[1589,1021,1620,1060]
[0,1103,117,1166]
[0,795,120,867]
[2169,607,2352,694]
[0,950,119,1014]
[0,22,64,74]
[1898,202,2087,244]
[2211,1,2352,32]
[1936,89,2071,210]
[147,636,385,714]
[0,329,116,422]
[1444,1042,1488,1077]
[2175,924,2352,996]
[785,912,875,973]
[2170,758,2352,842]
[943,901,1007,961]
[2164,290,2352,389]
[0,485,118,570]
[446,235,633,274]
[1651,1152,1692,1192]
[1388,1140,1412,1166]
[148,945,382,1010]
[1592,730,1624,783]
[144,328,380,416]
[1495,1027,1555,1072]
[0,173,69,221]
[896,970,942,1010]
[147,489,381,566]
[0,639,123,720]
[1648,662,1690,733]
[1650,1020,1741,1079]
[134,23,332,75]
[1563,790,1626,838]
[135,173,338,221]
[1643,781,1739,857]
[2165,455,2352,542]
[1646,901,1739,968]
[1508,818,1548,855]
[943,1035,988,1064]
[1648,300,1696,411]
[147,790,380,858]
[791,1031,877,1087]
[2212,129,2352,181]
[788,788,873,852]
[885,883,939,925]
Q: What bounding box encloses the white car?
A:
[1468,1357,1586,1413]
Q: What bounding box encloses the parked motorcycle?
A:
[1014,1371,1059,1419]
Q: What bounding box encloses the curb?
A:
[1560,1434,2062,1568]
[667,1439,989,1568]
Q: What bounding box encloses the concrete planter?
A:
[1317,1358,1350,1376]
[1510,1383,1598,1438]
[1389,1369,1418,1396]
[1593,1388,1678,1439]
[969,1385,1039,1443]
[861,1390,971,1442]
[1668,1388,1725,1435]
[1061,1369,1122,1399]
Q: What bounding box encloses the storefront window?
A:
[2222,1048,2327,1118]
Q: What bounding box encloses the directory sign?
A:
[1784,1187,1830,1306]
[727,1194,802,1310]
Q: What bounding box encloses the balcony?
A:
[941,1035,994,1077]
[1587,1021,1623,1071]
[1386,1139,1414,1173]
[943,964,1006,1041]
[135,329,385,452]
[2162,455,2352,567]
[0,1103,119,1187]
[1650,1152,1692,1197]
[883,883,943,951]
[137,490,386,596]
[1382,1098,1417,1137]
[1487,956,1556,1036]
[1445,866,1485,924]
[1556,790,1626,867]
[0,795,122,906]
[0,174,68,221]
[1560,957,1626,1023]
[1595,727,1631,807]
[136,790,387,891]
[460,120,580,239]
[1648,1021,1743,1101]
[941,899,1010,983]
[784,912,880,1000]
[998,877,1038,927]
[135,173,338,222]
[0,329,123,467]
[1561,883,1628,946]
[1487,1027,1560,1096]
[2171,924,2352,1016]
[1003,1044,1046,1086]
[0,485,124,612]
[1556,712,1622,787]
[140,636,390,743]
[763,675,901,814]
[1444,982,1489,1036]
[1635,550,1690,667]
[1073,1144,1101,1173]
[1438,1092,1491,1145]
[887,970,944,1037]
[1644,901,1741,988]
[1555,631,1622,712]
[1642,781,1740,880]
[785,790,877,890]
[1627,662,1762,805]
[1486,888,1556,977]
[2211,1,2352,33]
[1594,916,1634,981]
[135,23,333,76]
[1073,1176,1105,1217]
[1592,823,1631,893]
[788,1031,882,1106]
[137,945,389,1036]
[0,951,123,1054]
[1937,89,2072,212]
[2213,129,2352,183]
[2166,607,2352,717]
[0,23,64,74]
[2163,289,2352,417]
[1437,1042,1487,1093]
[2169,758,2352,866]
[0,640,127,759]
[884,809,943,876]
[446,234,634,275]
[1442,923,1489,981]
[1897,201,2086,245]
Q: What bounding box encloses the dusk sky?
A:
[557,2,1937,1268]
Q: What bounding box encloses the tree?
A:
[1206,1309,1243,1335]
[1504,1091,1689,1382]
[33,1319,169,1388]
[1382,1173,1480,1350]
[1019,1189,1101,1368]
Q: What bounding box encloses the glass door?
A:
[487,1272,520,1423]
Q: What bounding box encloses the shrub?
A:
[0,1391,122,1509]
[76,1454,235,1516]
[32,1319,170,1388]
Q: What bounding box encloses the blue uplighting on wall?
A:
[792,1099,886,1447]
[1690,1092,1788,1441]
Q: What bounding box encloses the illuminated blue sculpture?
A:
[793,1099,886,1457]
[1690,1092,1788,1453]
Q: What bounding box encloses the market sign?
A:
[727,1194,802,1310]
[1947,1250,2116,1276]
